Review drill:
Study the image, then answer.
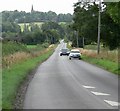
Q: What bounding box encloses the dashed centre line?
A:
[82,85,95,89]
[104,100,120,107]
[91,91,110,96]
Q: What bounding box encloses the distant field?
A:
[34,22,44,26]
[84,44,110,50]
[27,45,37,49]
[59,22,67,25]
[18,22,44,32]
[18,23,29,32]
[18,22,68,32]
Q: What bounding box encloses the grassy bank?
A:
[2,46,55,109]
[82,55,119,75]
[79,47,118,75]
[67,43,119,75]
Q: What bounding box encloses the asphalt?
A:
[23,42,119,109]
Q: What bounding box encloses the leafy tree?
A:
[57,13,72,22]
[101,9,120,50]
[72,1,120,49]
[41,22,65,39]
[72,2,99,47]
[105,2,120,24]
[2,21,21,33]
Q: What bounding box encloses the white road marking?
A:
[104,100,120,107]
[82,85,95,89]
[91,91,110,96]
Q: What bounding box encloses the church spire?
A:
[31,5,34,13]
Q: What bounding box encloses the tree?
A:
[101,8,120,50]
[72,1,120,49]
[41,22,65,39]
[72,2,99,47]
[1,10,73,23]
[105,2,120,24]
[2,21,21,33]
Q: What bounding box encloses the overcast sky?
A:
[0,0,78,14]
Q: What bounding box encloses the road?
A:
[24,42,119,109]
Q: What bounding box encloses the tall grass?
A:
[84,45,118,62]
[79,48,118,63]
[67,43,118,74]
[2,46,55,109]
[2,42,50,68]
[2,41,56,109]
[3,52,31,68]
[79,48,119,75]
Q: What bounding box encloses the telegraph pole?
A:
[97,0,101,54]
[76,30,79,47]
[83,37,84,48]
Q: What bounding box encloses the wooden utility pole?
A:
[97,0,101,54]
[76,30,79,48]
[83,37,84,48]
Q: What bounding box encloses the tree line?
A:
[70,2,120,50]
[1,10,72,45]
[1,20,70,45]
[21,22,66,45]
[1,10,73,23]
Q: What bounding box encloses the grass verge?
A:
[67,43,119,75]
[2,47,55,109]
[82,55,119,75]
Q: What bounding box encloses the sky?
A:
[0,0,78,14]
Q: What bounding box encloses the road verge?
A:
[79,48,119,75]
[2,45,56,109]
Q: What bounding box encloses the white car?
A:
[69,49,82,60]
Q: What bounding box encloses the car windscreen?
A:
[61,49,68,52]
[71,51,80,53]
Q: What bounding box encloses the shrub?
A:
[2,41,28,56]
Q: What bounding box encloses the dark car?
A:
[60,48,70,56]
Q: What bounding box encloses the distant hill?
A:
[2,10,73,23]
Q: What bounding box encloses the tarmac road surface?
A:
[24,42,119,109]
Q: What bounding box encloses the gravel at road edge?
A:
[13,66,38,109]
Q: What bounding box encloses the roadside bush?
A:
[2,41,28,56]
[41,42,49,48]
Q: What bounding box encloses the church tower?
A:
[31,5,34,13]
